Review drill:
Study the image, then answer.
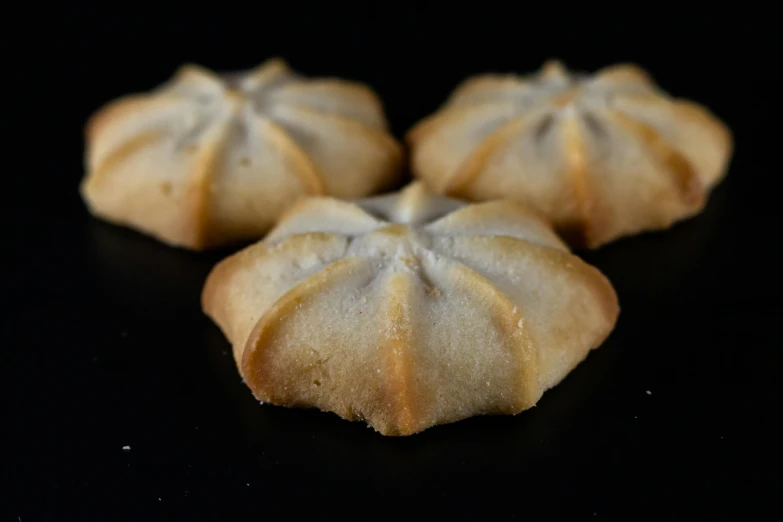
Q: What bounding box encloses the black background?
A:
[3,4,780,521]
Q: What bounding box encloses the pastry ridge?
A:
[81,57,403,250]
[203,182,619,435]
[406,60,733,248]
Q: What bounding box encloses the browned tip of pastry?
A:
[372,124,407,179]
[259,56,290,69]
[201,266,237,361]
[549,111,590,249]
[240,258,358,400]
[583,262,621,344]
[595,63,655,86]
[83,96,124,143]
[443,117,530,197]
[389,137,407,179]
[83,94,158,151]
[263,118,327,196]
[83,107,104,143]
[536,243,620,339]
[670,159,706,208]
[376,273,422,436]
[404,113,436,147]
[451,260,541,410]
[608,109,705,208]
[201,253,234,318]
[172,63,220,83]
[540,59,567,78]
[248,56,293,79]
[712,111,735,161]
[674,99,735,175]
[87,131,162,196]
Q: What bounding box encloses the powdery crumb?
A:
[122,445,131,451]
[645,390,652,395]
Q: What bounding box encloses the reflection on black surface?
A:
[75,175,741,484]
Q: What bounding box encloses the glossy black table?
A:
[6,163,778,520]
[4,6,778,520]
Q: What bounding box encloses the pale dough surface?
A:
[203,182,619,435]
[407,60,733,248]
[81,58,402,250]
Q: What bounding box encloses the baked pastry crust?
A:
[202,182,619,436]
[407,60,733,248]
[81,58,403,250]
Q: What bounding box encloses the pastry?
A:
[202,182,619,436]
[81,58,403,250]
[406,60,733,248]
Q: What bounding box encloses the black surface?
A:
[4,6,780,521]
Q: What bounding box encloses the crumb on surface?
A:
[645,390,652,395]
[122,445,131,451]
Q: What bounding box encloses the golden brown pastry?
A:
[202,182,619,436]
[407,60,733,248]
[81,58,403,250]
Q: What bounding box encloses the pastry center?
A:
[347,224,432,261]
